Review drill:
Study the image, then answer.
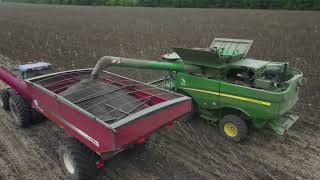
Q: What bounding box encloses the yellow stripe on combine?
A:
[182,87,271,107]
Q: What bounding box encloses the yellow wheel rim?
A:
[224,123,238,137]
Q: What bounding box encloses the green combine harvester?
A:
[92,38,303,142]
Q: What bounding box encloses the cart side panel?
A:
[28,83,115,153]
[114,100,190,149]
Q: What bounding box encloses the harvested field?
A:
[0,2,320,180]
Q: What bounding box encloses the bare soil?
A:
[0,3,320,180]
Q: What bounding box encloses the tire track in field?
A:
[160,133,225,179]
[0,109,68,180]
[178,104,320,180]
[99,139,206,180]
[0,114,44,179]
[159,127,269,180]
[0,140,19,180]
[158,119,320,180]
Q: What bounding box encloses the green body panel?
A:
[174,70,302,130]
[175,73,221,110]
[175,73,275,128]
[278,69,302,115]
[219,82,279,128]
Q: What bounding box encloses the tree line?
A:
[4,0,320,10]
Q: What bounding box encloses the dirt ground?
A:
[0,3,320,180]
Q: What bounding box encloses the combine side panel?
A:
[219,82,280,128]
[175,73,220,110]
[268,69,303,135]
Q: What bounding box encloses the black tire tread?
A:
[8,94,31,127]
[59,138,99,180]
[0,89,10,110]
[219,114,248,142]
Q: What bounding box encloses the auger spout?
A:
[91,56,201,79]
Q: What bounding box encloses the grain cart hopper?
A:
[0,61,191,179]
[90,38,303,142]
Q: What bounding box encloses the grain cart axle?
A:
[90,38,303,142]
[0,61,191,179]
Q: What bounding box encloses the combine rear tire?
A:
[8,94,32,128]
[0,89,10,111]
[59,138,99,180]
[219,114,248,142]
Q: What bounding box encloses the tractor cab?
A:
[17,62,52,79]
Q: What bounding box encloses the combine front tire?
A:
[219,114,248,142]
[59,138,99,180]
[9,94,32,128]
[0,89,10,111]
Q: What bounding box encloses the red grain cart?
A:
[0,60,191,180]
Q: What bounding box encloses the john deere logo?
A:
[180,78,186,86]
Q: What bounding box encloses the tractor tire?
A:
[219,114,248,142]
[9,94,32,128]
[58,138,99,180]
[0,89,10,111]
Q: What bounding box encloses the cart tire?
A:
[219,114,248,142]
[0,89,10,111]
[31,109,46,123]
[127,140,148,154]
[9,94,31,128]
[59,138,99,180]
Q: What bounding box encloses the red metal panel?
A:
[25,69,190,156]
[28,83,115,153]
[0,67,31,99]
[114,100,191,149]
